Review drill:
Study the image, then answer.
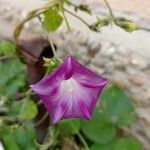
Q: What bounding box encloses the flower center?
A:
[61,78,78,92]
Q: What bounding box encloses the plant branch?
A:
[77,132,90,150]
[13,1,58,54]
[70,123,89,150]
[103,0,114,22]
[62,10,71,32]
[34,112,49,127]
[38,17,58,59]
[59,0,71,31]
[64,8,90,28]
[0,55,14,61]
[0,116,20,123]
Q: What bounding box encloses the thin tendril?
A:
[64,8,90,27]
[34,112,49,127]
[62,10,71,32]
[103,0,114,22]
[38,16,58,59]
[77,132,90,150]
[70,122,90,150]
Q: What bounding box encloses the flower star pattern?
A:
[30,56,108,124]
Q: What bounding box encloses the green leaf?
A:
[115,17,138,32]
[101,85,135,126]
[4,75,26,98]
[58,119,81,134]
[43,57,61,73]
[0,57,26,99]
[0,58,26,87]
[8,101,22,117]
[0,125,36,150]
[0,126,21,150]
[19,99,38,120]
[0,40,16,54]
[43,9,63,32]
[113,138,142,150]
[8,99,37,121]
[8,99,38,120]
[91,143,112,150]
[81,108,116,144]
[3,134,21,150]
[14,126,36,150]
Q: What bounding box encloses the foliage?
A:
[0,58,26,98]
[100,85,135,126]
[0,41,142,149]
[19,99,37,120]
[114,17,139,32]
[112,137,142,150]
[0,125,36,150]
[81,109,116,144]
[58,119,81,135]
[0,41,37,150]
[43,8,63,32]
[0,40,16,55]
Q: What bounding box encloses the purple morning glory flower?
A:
[30,56,108,124]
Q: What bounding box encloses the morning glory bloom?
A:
[30,56,108,124]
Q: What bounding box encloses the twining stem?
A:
[77,132,90,150]
[0,116,19,122]
[70,123,90,150]
[25,88,32,97]
[62,10,71,32]
[38,16,58,59]
[38,129,59,150]
[0,55,14,61]
[103,0,114,22]
[48,35,58,59]
[64,0,77,7]
[64,8,90,28]
[34,112,49,127]
[14,1,58,51]
[59,0,71,32]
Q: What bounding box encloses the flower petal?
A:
[78,100,91,120]
[79,79,108,88]
[64,56,74,80]
[30,60,66,95]
[69,57,108,87]
[51,101,69,124]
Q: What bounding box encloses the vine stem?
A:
[103,0,114,22]
[48,35,58,59]
[70,123,90,150]
[14,1,58,54]
[0,55,13,61]
[64,8,90,28]
[62,10,71,32]
[38,16,58,59]
[0,116,20,122]
[77,132,90,150]
[34,112,49,127]
[59,0,71,32]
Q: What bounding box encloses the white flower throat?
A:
[61,78,78,92]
